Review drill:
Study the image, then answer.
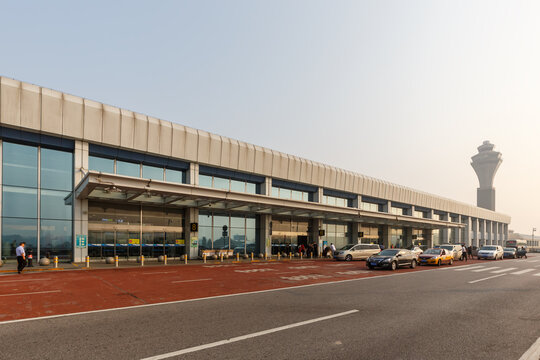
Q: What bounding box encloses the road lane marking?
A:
[171,279,212,284]
[0,278,52,283]
[142,272,175,275]
[511,269,535,275]
[281,274,331,281]
[139,310,359,359]
[0,290,60,297]
[490,268,517,274]
[234,269,276,273]
[468,274,506,284]
[534,273,540,277]
[336,270,368,275]
[454,266,484,271]
[519,336,540,360]
[288,266,319,269]
[472,267,500,272]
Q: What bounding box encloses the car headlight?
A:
[381,258,391,263]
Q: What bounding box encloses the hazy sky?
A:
[1,0,539,233]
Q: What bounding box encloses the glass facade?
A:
[271,186,310,201]
[1,142,73,260]
[322,221,350,250]
[360,202,379,212]
[89,155,185,184]
[389,227,404,248]
[270,217,309,254]
[88,202,185,259]
[198,212,257,254]
[322,195,349,207]
[199,174,258,194]
[359,225,380,244]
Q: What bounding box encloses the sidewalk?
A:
[0,255,328,274]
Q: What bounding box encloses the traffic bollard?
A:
[220,253,223,262]
[85,256,90,268]
[164,255,167,265]
[251,252,254,262]
[203,254,207,264]
[310,253,313,260]
[115,255,119,268]
[300,253,303,260]
[236,252,239,262]
[54,256,58,268]
[277,252,281,261]
[289,252,292,260]
[141,255,145,267]
[184,255,188,264]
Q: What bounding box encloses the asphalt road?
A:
[1,256,539,360]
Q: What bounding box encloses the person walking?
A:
[461,244,468,261]
[16,242,26,274]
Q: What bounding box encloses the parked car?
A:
[418,248,454,266]
[503,247,517,259]
[477,245,504,260]
[437,244,463,260]
[366,249,418,270]
[408,246,424,255]
[334,243,381,261]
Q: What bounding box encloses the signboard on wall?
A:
[190,237,198,248]
[319,229,325,236]
[175,239,185,245]
[129,238,140,245]
[76,235,87,248]
[190,223,199,232]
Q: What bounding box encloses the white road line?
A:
[533,273,540,277]
[472,267,500,272]
[511,269,535,275]
[490,268,517,274]
[525,259,540,263]
[519,336,540,360]
[454,266,485,271]
[468,274,506,284]
[0,278,52,283]
[142,272,175,275]
[0,290,60,297]
[171,278,212,284]
[139,310,359,360]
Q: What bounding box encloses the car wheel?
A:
[345,255,352,261]
[367,264,373,270]
[410,260,417,269]
[390,261,397,271]
[449,258,453,265]
[437,260,441,267]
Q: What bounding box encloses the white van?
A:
[334,244,381,261]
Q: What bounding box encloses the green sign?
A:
[76,235,87,248]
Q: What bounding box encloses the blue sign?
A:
[76,235,87,248]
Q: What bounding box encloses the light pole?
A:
[533,228,537,247]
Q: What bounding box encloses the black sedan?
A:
[366,249,418,270]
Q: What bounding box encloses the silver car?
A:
[334,244,381,261]
[477,245,504,260]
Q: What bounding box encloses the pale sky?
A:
[1,0,539,233]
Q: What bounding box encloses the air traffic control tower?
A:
[471,141,502,211]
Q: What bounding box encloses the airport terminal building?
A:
[0,77,511,262]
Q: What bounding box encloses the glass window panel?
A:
[246,217,256,229]
[41,148,73,191]
[246,227,256,253]
[246,182,256,194]
[230,216,245,228]
[166,169,183,183]
[213,215,229,228]
[213,226,229,249]
[199,174,213,188]
[271,186,279,197]
[291,190,302,201]
[230,179,245,193]
[230,227,245,251]
[199,212,212,227]
[89,156,114,174]
[213,177,229,191]
[41,190,72,220]
[3,186,37,218]
[198,225,212,250]
[3,142,38,187]
[1,217,38,259]
[117,160,140,178]
[40,219,72,259]
[142,165,164,181]
[279,188,291,199]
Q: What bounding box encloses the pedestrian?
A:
[467,246,472,260]
[330,243,336,255]
[461,245,468,261]
[16,242,26,274]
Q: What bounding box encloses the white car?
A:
[437,244,463,260]
[477,245,504,260]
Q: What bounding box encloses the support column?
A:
[258,214,272,256]
[404,227,413,248]
[313,187,323,203]
[187,163,199,185]
[440,213,450,243]
[184,207,199,259]
[493,222,499,246]
[471,218,478,247]
[73,141,89,262]
[462,217,470,246]
[478,219,485,247]
[382,225,391,249]
[455,215,462,244]
[311,218,323,255]
[0,141,2,260]
[351,222,360,244]
[425,229,433,248]
[260,177,272,196]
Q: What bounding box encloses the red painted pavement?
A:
[0,258,488,322]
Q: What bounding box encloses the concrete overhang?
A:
[74,172,465,230]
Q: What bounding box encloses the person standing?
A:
[461,244,468,261]
[16,242,26,274]
[330,243,336,255]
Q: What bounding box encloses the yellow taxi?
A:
[418,248,454,266]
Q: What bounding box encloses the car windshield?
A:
[424,249,441,255]
[377,249,399,256]
[481,246,497,251]
[503,248,515,252]
[440,245,454,250]
[340,245,354,250]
